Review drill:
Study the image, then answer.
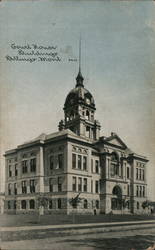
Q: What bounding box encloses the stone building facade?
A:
[4,68,148,215]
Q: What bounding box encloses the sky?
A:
[0,0,155,199]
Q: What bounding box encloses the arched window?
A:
[29,199,35,209]
[84,199,88,209]
[110,152,119,177]
[21,200,26,209]
[111,186,122,210]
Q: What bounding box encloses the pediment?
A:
[108,138,124,147]
[103,133,127,149]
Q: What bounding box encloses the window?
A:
[21,200,26,209]
[8,184,11,195]
[50,155,54,170]
[49,200,53,209]
[140,186,142,197]
[9,165,12,177]
[84,199,88,209]
[142,170,145,181]
[127,184,130,196]
[49,178,53,192]
[83,156,87,171]
[137,202,139,210]
[15,164,18,176]
[8,201,11,209]
[78,177,82,192]
[58,198,61,209]
[143,186,145,197]
[127,167,130,179]
[95,160,99,173]
[91,159,93,173]
[14,183,17,195]
[91,180,93,193]
[58,177,62,192]
[72,154,76,169]
[22,181,27,194]
[83,178,87,192]
[29,199,35,209]
[136,185,139,197]
[30,179,35,193]
[96,200,99,209]
[139,169,141,180]
[78,155,82,169]
[72,177,76,191]
[95,181,99,193]
[111,163,115,177]
[30,158,36,172]
[127,201,130,209]
[136,168,138,180]
[58,154,63,169]
[14,200,17,210]
[22,160,28,174]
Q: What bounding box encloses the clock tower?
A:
[58,68,101,140]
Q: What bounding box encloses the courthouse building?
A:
[4,67,148,214]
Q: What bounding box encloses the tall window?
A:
[91,159,93,173]
[139,169,142,180]
[30,179,35,193]
[127,184,130,196]
[58,198,61,209]
[49,200,53,209]
[72,154,76,169]
[14,183,17,195]
[142,170,145,181]
[30,158,36,172]
[91,180,93,193]
[21,200,26,209]
[83,178,87,192]
[137,202,139,210]
[78,177,82,192]
[84,199,88,209]
[95,160,99,173]
[49,178,53,192]
[22,160,28,174]
[50,155,54,170]
[8,201,11,209]
[127,167,130,179]
[96,200,99,209]
[136,185,139,197]
[29,200,35,209]
[22,181,27,194]
[58,177,62,192]
[140,186,142,197]
[95,181,99,193]
[15,164,18,176]
[14,200,17,210]
[58,154,63,169]
[83,156,87,171]
[8,184,11,195]
[143,186,145,197]
[72,177,76,191]
[78,155,82,169]
[9,165,12,177]
[136,168,138,179]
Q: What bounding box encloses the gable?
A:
[103,133,127,149]
[108,138,124,147]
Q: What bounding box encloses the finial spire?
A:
[76,35,84,87]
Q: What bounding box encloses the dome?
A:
[64,86,95,109]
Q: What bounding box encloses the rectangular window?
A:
[111,164,115,177]
[139,169,142,180]
[49,178,53,192]
[30,179,35,193]
[127,184,130,196]
[8,201,11,209]
[58,154,63,169]
[58,198,61,209]
[30,158,36,172]
[91,180,93,193]
[49,200,53,209]
[22,160,28,174]
[140,186,142,197]
[72,177,76,191]
[91,159,93,173]
[136,185,139,197]
[9,165,12,177]
[14,183,17,195]
[72,154,76,169]
[127,167,130,179]
[78,177,82,192]
[143,186,145,197]
[22,181,27,194]
[95,180,99,193]
[49,155,54,170]
[58,177,62,192]
[136,168,138,180]
[83,178,87,192]
[83,156,87,171]
[8,184,11,195]
[78,155,82,170]
[95,160,99,173]
[142,170,145,181]
[15,164,18,176]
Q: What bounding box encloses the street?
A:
[1,227,155,250]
